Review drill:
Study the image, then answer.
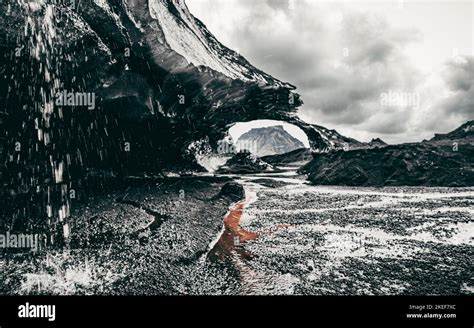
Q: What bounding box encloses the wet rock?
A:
[217,182,245,202]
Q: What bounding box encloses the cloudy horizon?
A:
[187,0,473,144]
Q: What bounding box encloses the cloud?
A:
[442,56,474,92]
[201,1,423,138]
[400,55,474,139]
[187,0,473,144]
[436,56,474,119]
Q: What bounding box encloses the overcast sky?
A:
[187,0,473,144]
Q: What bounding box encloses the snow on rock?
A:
[147,0,275,84]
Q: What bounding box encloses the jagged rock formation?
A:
[368,138,388,148]
[235,125,305,156]
[300,121,474,187]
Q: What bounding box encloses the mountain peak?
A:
[236,126,306,156]
[368,138,387,147]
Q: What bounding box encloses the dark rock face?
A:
[0,0,303,176]
[216,152,273,174]
[217,182,245,202]
[236,125,305,156]
[300,122,474,187]
[299,121,364,151]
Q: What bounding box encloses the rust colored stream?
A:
[209,200,258,261]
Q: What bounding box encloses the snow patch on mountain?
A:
[149,0,246,80]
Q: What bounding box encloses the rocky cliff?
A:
[300,121,474,187]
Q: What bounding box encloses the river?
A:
[206,167,474,295]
